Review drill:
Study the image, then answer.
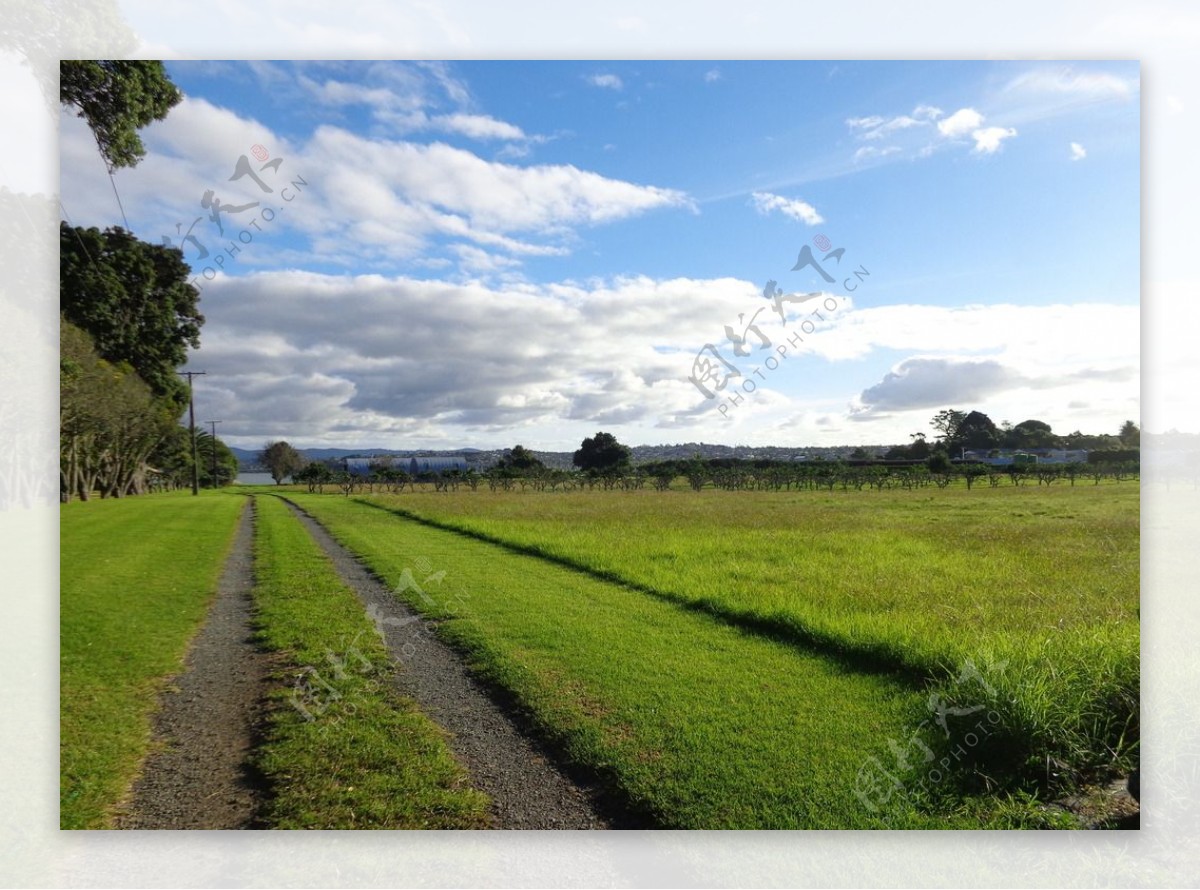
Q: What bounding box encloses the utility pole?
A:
[179,371,206,495]
[207,420,223,489]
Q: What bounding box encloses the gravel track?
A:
[115,499,268,829]
[280,497,615,830]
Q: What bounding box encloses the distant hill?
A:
[230,442,893,471]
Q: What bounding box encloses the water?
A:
[235,472,280,486]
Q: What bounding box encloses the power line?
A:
[105,164,131,230]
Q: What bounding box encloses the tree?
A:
[1005,419,1058,450]
[930,409,967,444]
[954,410,1000,451]
[573,431,631,475]
[497,444,546,474]
[200,432,238,488]
[60,223,203,410]
[60,60,182,171]
[60,320,175,501]
[260,440,305,484]
[1119,420,1140,447]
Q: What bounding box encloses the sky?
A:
[58,59,1141,451]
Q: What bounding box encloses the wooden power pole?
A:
[179,371,206,495]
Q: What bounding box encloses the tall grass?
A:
[290,493,1083,827]
[346,485,1140,782]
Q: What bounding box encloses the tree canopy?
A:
[1118,420,1140,447]
[60,319,175,500]
[60,60,182,171]
[261,441,306,484]
[60,223,202,410]
[573,431,631,475]
[497,445,546,473]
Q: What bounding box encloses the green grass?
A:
[60,491,247,829]
[286,492,1073,828]
[318,484,1139,782]
[251,494,489,828]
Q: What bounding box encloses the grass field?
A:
[61,482,1135,829]
[252,495,489,828]
[300,484,1139,785]
[60,491,246,829]
[289,490,1103,827]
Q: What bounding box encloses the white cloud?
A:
[853,145,901,162]
[704,68,722,83]
[59,97,692,275]
[750,191,824,225]
[179,262,1137,450]
[586,73,624,90]
[846,104,1016,161]
[1070,141,1088,161]
[937,107,984,138]
[846,108,931,141]
[1006,67,1137,101]
[428,112,528,141]
[297,67,537,145]
[185,270,762,447]
[854,357,1021,413]
[850,355,1135,419]
[846,115,885,131]
[807,302,1138,368]
[972,125,1018,154]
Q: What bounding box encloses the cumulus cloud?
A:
[1070,141,1087,161]
[586,73,624,90]
[932,108,1016,154]
[704,68,722,83]
[853,357,1024,413]
[178,264,1137,448]
[186,270,761,446]
[937,107,985,138]
[971,125,1018,154]
[750,191,824,225]
[59,94,692,275]
[846,104,1016,160]
[851,355,1136,416]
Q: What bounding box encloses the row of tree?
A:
[880,411,1139,461]
[290,456,1139,496]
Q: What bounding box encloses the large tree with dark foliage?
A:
[573,431,631,475]
[60,60,182,171]
[60,223,202,410]
[497,444,545,474]
[260,441,305,484]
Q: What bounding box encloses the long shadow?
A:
[347,496,938,692]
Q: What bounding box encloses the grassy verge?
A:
[251,494,488,828]
[287,493,1072,828]
[60,491,247,829]
[344,485,1139,783]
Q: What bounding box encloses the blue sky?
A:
[59,59,1140,450]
